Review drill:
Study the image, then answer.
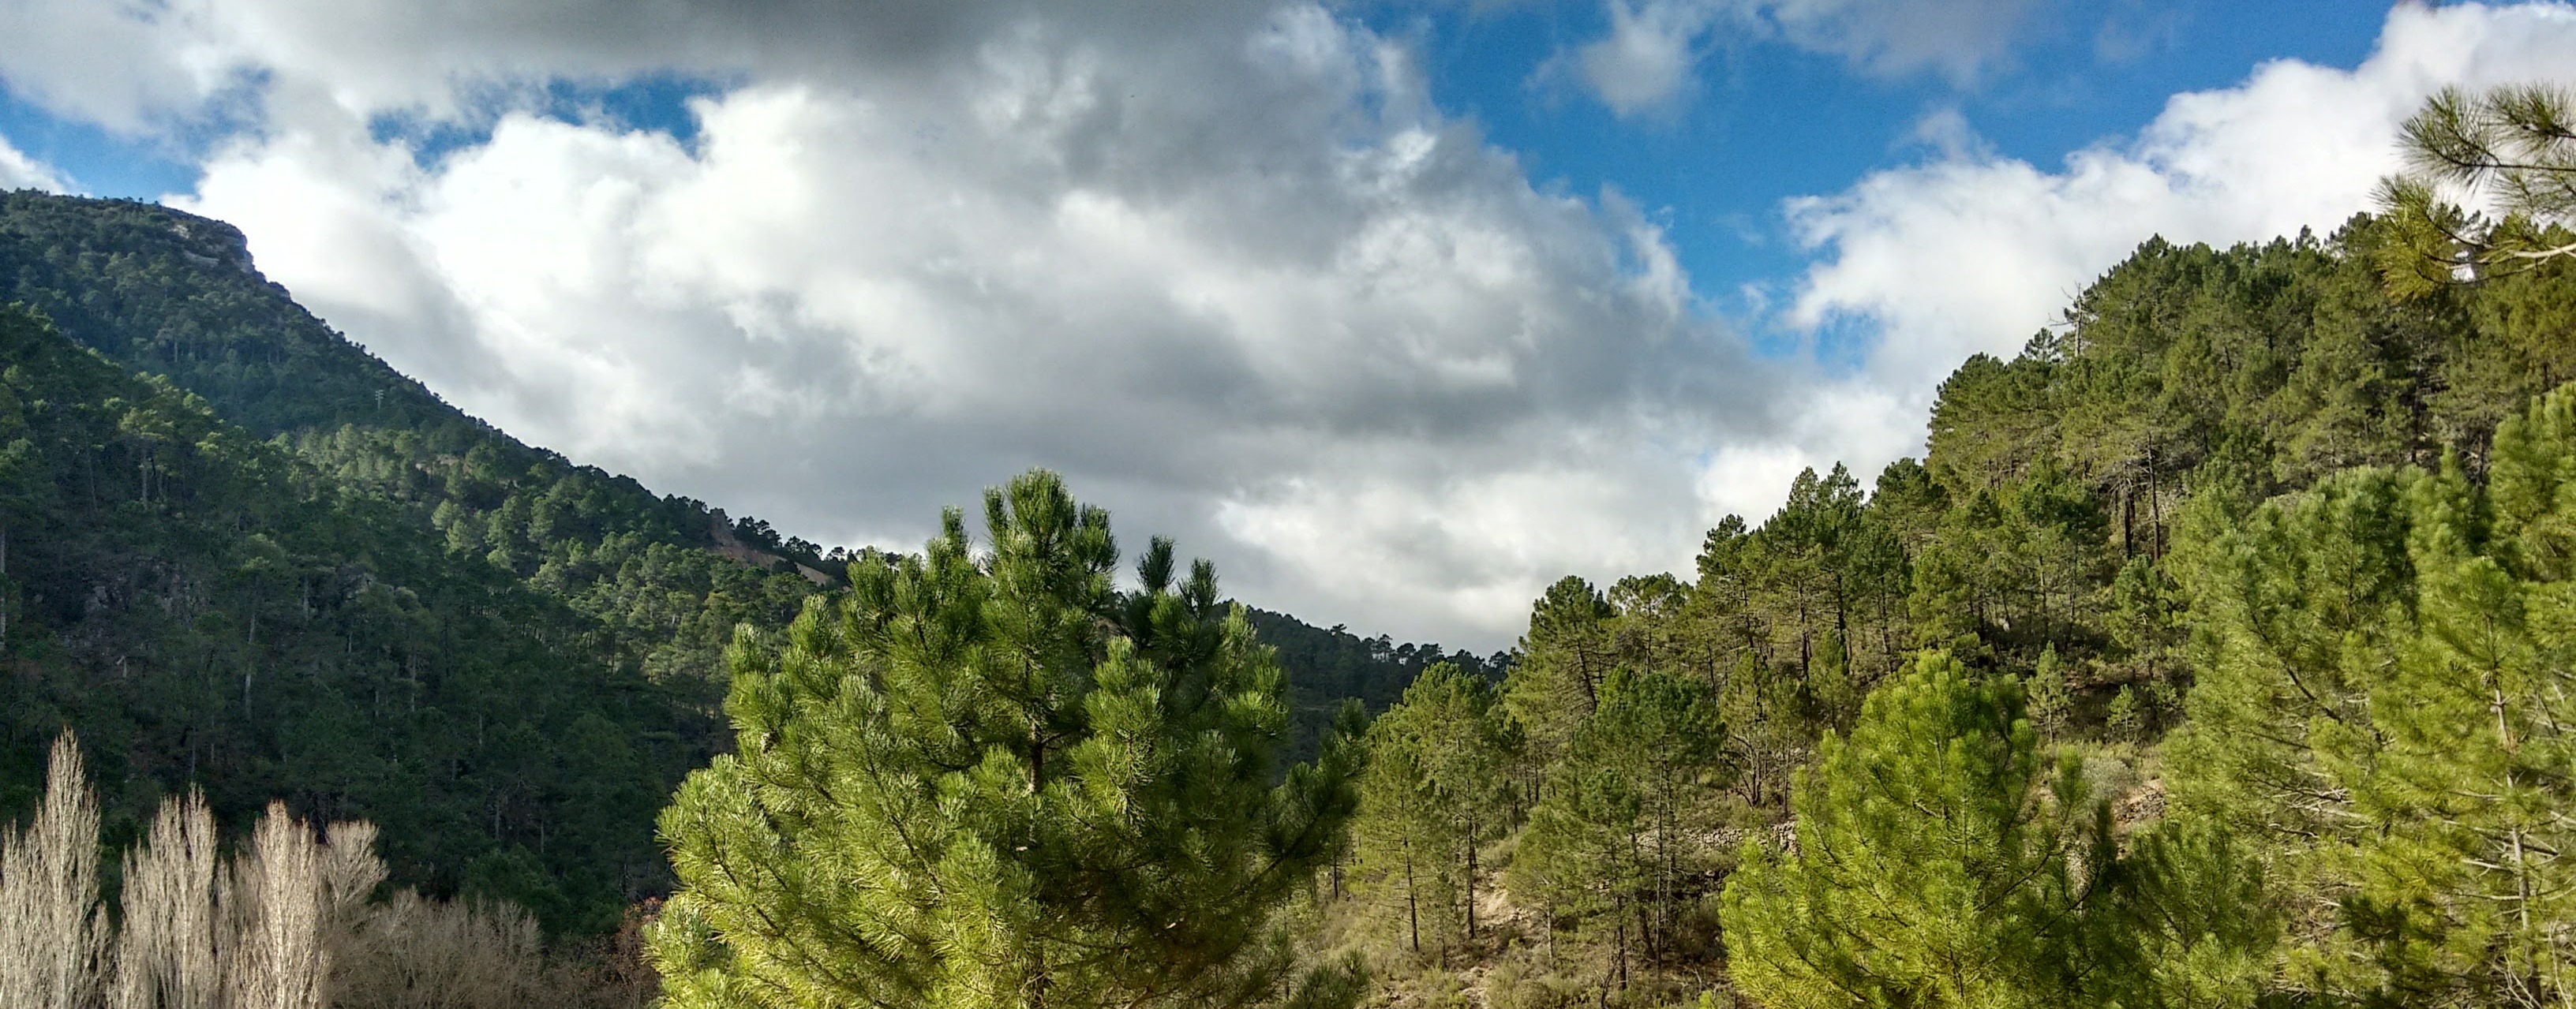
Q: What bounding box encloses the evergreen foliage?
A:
[1512,669,1727,991]
[0,303,688,932]
[2378,84,2576,299]
[650,472,1362,1009]
[1720,652,2114,1009]
[1352,663,1514,959]
[2171,385,2576,1006]
[1240,610,1507,771]
[1501,576,1617,783]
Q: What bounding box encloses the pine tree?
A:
[2026,644,2071,739]
[2098,818,2280,1009]
[2169,385,2576,1005]
[2105,686,2144,744]
[649,471,1362,1009]
[1502,576,1616,789]
[1511,669,1724,998]
[1720,652,2112,1009]
[1351,663,1513,958]
[2378,83,2576,300]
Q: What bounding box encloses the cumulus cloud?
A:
[1592,2,2576,571]
[1556,0,2052,115]
[0,0,1283,129]
[1762,0,2051,82]
[1563,2,1720,118]
[1783,1,2576,425]
[95,2,1801,647]
[0,133,67,191]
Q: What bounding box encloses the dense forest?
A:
[0,83,2570,1009]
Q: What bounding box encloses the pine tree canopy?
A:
[2378,83,2576,299]
[1719,651,2114,1009]
[2170,384,2576,1005]
[648,471,1362,1009]
[1351,663,1513,956]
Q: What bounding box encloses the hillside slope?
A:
[0,191,1473,930]
[1319,213,2576,1007]
[0,303,684,931]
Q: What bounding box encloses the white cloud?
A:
[0,133,67,192]
[0,0,218,134]
[1758,0,2050,83]
[156,4,1788,648]
[1566,1,1719,118]
[1777,0,2576,476]
[0,1,1299,130]
[1554,0,2051,114]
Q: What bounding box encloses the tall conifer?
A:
[650,471,1361,1009]
[1352,664,1512,958]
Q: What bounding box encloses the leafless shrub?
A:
[334,891,544,1009]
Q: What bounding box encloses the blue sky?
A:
[0,1,2566,647]
[1373,1,2387,321]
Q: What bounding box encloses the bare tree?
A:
[0,732,107,1009]
[2,734,610,1009]
[222,804,328,1009]
[316,822,386,936]
[112,789,220,1009]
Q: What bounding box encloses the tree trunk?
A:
[1614,891,1629,995]
[1027,708,1051,1007]
[2147,447,2165,561]
[2121,482,2136,558]
[1465,817,1477,941]
[1406,846,1421,954]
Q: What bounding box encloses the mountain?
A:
[0,189,1465,932]
[0,301,683,932]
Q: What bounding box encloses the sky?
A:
[2,0,2571,651]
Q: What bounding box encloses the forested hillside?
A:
[0,190,1466,937]
[1245,608,1510,765]
[0,303,683,932]
[1316,200,2576,1007]
[0,192,830,707]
